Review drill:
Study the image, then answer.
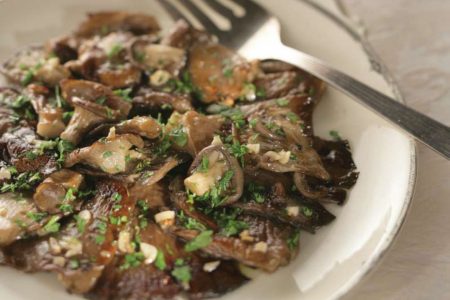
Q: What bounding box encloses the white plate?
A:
[0,1,416,299]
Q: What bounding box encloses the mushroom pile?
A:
[0,12,358,300]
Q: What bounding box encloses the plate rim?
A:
[299,0,417,298]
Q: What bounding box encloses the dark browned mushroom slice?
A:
[0,193,46,246]
[22,84,66,138]
[65,133,145,175]
[174,214,295,273]
[313,137,359,188]
[115,116,161,139]
[1,47,69,86]
[0,179,133,294]
[75,11,160,38]
[0,88,21,135]
[239,95,330,180]
[130,37,186,76]
[46,35,79,64]
[188,43,258,104]
[258,59,326,99]
[253,71,300,99]
[0,127,58,174]
[185,145,244,206]
[33,169,84,214]
[132,88,193,113]
[161,19,215,49]
[59,79,132,144]
[165,111,224,156]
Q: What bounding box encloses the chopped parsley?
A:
[184,230,213,252]
[221,58,233,78]
[169,126,188,147]
[286,112,299,122]
[59,203,74,214]
[54,85,67,108]
[62,111,74,122]
[107,44,123,59]
[1,171,41,193]
[171,259,192,284]
[56,139,75,165]
[74,215,87,233]
[26,211,47,222]
[102,151,113,158]
[154,250,166,270]
[64,188,77,202]
[198,156,209,173]
[246,182,265,203]
[120,252,145,270]
[302,206,313,217]
[276,98,290,107]
[113,88,133,102]
[69,259,80,269]
[209,208,248,237]
[43,216,60,233]
[95,235,106,245]
[287,231,300,250]
[177,211,207,231]
[191,170,234,207]
[329,130,341,141]
[95,96,107,105]
[112,192,122,202]
[228,141,248,166]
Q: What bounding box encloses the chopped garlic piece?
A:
[0,167,11,180]
[107,126,116,139]
[263,150,291,164]
[211,135,223,146]
[118,231,134,253]
[52,256,66,267]
[62,237,83,257]
[239,230,255,242]
[184,161,226,196]
[203,261,221,272]
[100,250,111,258]
[253,241,268,253]
[78,210,91,221]
[154,210,175,229]
[49,237,62,255]
[246,143,260,154]
[286,206,299,217]
[140,242,158,264]
[150,69,171,86]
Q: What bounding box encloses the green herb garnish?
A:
[184,230,213,252]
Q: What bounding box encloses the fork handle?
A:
[278,45,450,159]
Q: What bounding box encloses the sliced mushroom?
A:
[188,44,259,104]
[46,35,79,64]
[64,133,145,174]
[59,79,132,144]
[133,88,193,113]
[0,193,57,246]
[185,145,244,206]
[161,19,214,49]
[97,63,141,88]
[0,88,20,135]
[115,116,161,139]
[34,57,70,86]
[130,38,186,76]
[33,169,84,214]
[75,11,160,38]
[166,111,224,156]
[36,106,66,139]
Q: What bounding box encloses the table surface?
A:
[337,1,450,299]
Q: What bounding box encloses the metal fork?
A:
[158,0,450,159]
